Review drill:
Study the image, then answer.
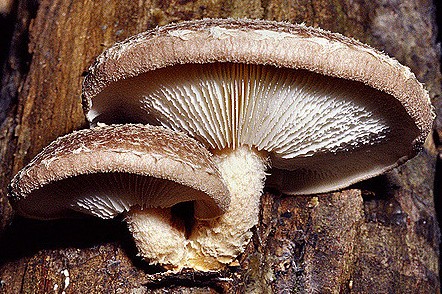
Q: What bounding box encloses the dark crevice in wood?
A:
[0,216,125,264]
[353,174,401,200]
[0,0,39,124]
[142,270,230,292]
[0,1,16,95]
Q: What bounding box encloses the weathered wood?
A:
[0,0,440,292]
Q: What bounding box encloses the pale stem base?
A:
[125,146,268,271]
[125,207,187,269]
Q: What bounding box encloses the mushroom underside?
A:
[8,124,237,271]
[88,62,419,194]
[12,172,215,220]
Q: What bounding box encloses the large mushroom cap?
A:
[8,124,229,220]
[83,18,434,194]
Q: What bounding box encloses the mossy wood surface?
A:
[0,0,440,293]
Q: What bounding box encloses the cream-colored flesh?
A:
[126,207,188,268]
[126,146,267,271]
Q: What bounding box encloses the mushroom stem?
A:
[125,207,187,269]
[126,146,268,271]
[186,146,268,270]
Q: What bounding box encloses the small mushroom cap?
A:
[82,18,434,194]
[8,124,230,220]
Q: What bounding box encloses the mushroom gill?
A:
[78,18,434,271]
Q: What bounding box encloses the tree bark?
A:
[0,0,440,293]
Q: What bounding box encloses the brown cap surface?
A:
[8,124,230,219]
[82,18,434,195]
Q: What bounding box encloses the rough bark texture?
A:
[0,0,440,293]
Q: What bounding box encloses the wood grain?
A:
[0,0,440,292]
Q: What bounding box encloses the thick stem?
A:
[185,146,268,271]
[125,147,268,271]
[125,207,187,270]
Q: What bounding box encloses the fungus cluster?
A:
[9,19,434,271]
